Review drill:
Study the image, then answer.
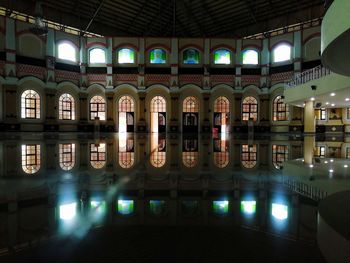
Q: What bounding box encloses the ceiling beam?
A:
[83,0,105,33]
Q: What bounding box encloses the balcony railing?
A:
[285,65,332,89]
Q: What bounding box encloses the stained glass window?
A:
[59,143,76,170]
[118,96,134,112]
[272,145,288,169]
[214,97,230,113]
[242,96,258,121]
[90,143,106,169]
[241,144,257,168]
[21,144,41,174]
[118,48,135,64]
[214,49,231,64]
[90,95,106,121]
[89,48,106,64]
[21,90,40,119]
[183,96,199,113]
[273,96,289,121]
[273,44,291,63]
[150,48,166,64]
[183,48,199,64]
[59,93,75,120]
[150,96,166,113]
[243,49,258,65]
[57,42,76,62]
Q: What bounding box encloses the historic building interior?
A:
[0,0,349,262]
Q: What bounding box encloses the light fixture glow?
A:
[271,203,288,220]
[309,164,314,168]
[330,159,334,162]
[331,103,335,107]
[310,97,315,101]
[324,161,328,164]
[346,98,350,102]
[330,93,336,96]
[344,165,348,168]
[325,102,329,105]
[329,169,334,173]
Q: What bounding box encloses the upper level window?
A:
[273,96,289,121]
[21,144,41,174]
[214,49,231,64]
[150,48,166,64]
[242,96,258,121]
[21,90,40,119]
[183,48,199,64]
[273,44,291,63]
[89,48,106,64]
[59,93,75,120]
[57,42,77,62]
[90,95,106,121]
[243,49,258,65]
[118,48,135,64]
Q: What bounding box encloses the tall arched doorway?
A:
[214,96,230,133]
[118,95,135,132]
[182,96,199,133]
[150,96,166,133]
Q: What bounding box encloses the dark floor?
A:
[1,226,325,263]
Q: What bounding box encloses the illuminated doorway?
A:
[150,96,166,133]
[214,96,230,133]
[183,96,199,133]
[118,95,134,132]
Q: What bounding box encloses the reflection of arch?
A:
[21,144,41,174]
[90,143,106,169]
[21,90,41,119]
[273,95,289,121]
[118,135,135,169]
[59,143,75,170]
[182,152,198,168]
[150,135,166,168]
[213,139,229,168]
[241,144,257,168]
[242,96,258,121]
[272,145,289,169]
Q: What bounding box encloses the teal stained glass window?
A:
[117,199,134,215]
[149,200,166,215]
[243,49,258,65]
[118,48,135,64]
[240,200,256,215]
[213,200,229,215]
[214,49,231,64]
[150,48,166,64]
[183,48,199,64]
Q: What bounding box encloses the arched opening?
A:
[21,144,41,174]
[182,96,199,133]
[150,96,166,133]
[90,95,106,121]
[213,136,229,168]
[241,144,257,168]
[57,41,77,62]
[273,95,289,121]
[59,143,75,170]
[150,134,166,168]
[118,95,135,132]
[59,93,75,120]
[242,96,258,122]
[272,145,289,169]
[213,96,230,133]
[182,135,198,168]
[273,43,292,63]
[90,143,106,169]
[21,90,41,119]
[118,133,135,169]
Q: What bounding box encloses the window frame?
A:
[272,144,289,169]
[182,48,200,65]
[315,108,327,121]
[149,48,167,65]
[117,48,136,65]
[21,144,41,174]
[213,48,232,65]
[241,144,257,168]
[272,43,292,64]
[88,47,106,65]
[21,89,41,120]
[90,95,106,121]
[273,95,289,122]
[56,40,78,64]
[59,93,75,121]
[242,96,258,122]
[242,49,259,65]
[59,143,76,171]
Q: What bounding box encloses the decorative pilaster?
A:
[170,92,179,132]
[304,100,315,133]
[235,39,242,89]
[137,91,146,132]
[138,38,145,89]
[79,93,88,122]
[46,29,55,84]
[170,38,178,89]
[260,38,270,89]
[80,37,88,88]
[5,17,16,78]
[202,92,210,132]
[106,91,114,131]
[3,84,17,122]
[293,31,302,76]
[106,37,113,88]
[203,38,210,90]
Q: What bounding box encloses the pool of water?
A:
[0,133,342,262]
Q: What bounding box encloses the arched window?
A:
[150,48,166,64]
[59,143,76,170]
[90,95,106,121]
[214,96,230,113]
[214,49,231,64]
[273,43,291,63]
[150,135,166,168]
[151,96,166,113]
[150,96,166,133]
[183,48,199,64]
[21,144,41,174]
[57,42,77,62]
[241,144,257,168]
[90,143,106,169]
[21,90,40,119]
[273,95,289,121]
[243,49,259,65]
[213,139,229,168]
[89,48,106,64]
[119,95,134,112]
[272,145,288,169]
[183,96,199,113]
[59,93,75,120]
[118,48,135,64]
[242,96,258,121]
[118,135,135,169]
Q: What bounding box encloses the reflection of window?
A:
[183,48,199,64]
[59,143,76,170]
[118,48,135,64]
[214,49,231,64]
[150,135,166,168]
[314,146,326,158]
[242,96,258,121]
[272,145,288,169]
[347,108,350,119]
[315,108,326,120]
[21,90,40,119]
[347,148,350,159]
[183,96,199,113]
[90,96,106,120]
[243,49,258,65]
[149,200,166,215]
[273,44,291,63]
[271,203,288,220]
[150,48,166,64]
[214,96,230,113]
[150,96,166,112]
[213,139,229,168]
[90,143,106,169]
[182,152,198,168]
[59,93,75,120]
[21,144,41,174]
[213,200,229,215]
[241,144,257,168]
[119,137,134,169]
[89,48,106,64]
[57,42,76,62]
[273,96,289,121]
[117,200,134,215]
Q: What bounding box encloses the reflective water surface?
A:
[1,133,345,261]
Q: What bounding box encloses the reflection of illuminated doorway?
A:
[182,135,198,168]
[214,96,230,133]
[118,96,134,132]
[150,96,166,133]
[150,134,166,167]
[183,96,199,133]
[213,136,229,168]
[118,133,135,169]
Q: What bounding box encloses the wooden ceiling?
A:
[2,0,326,37]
